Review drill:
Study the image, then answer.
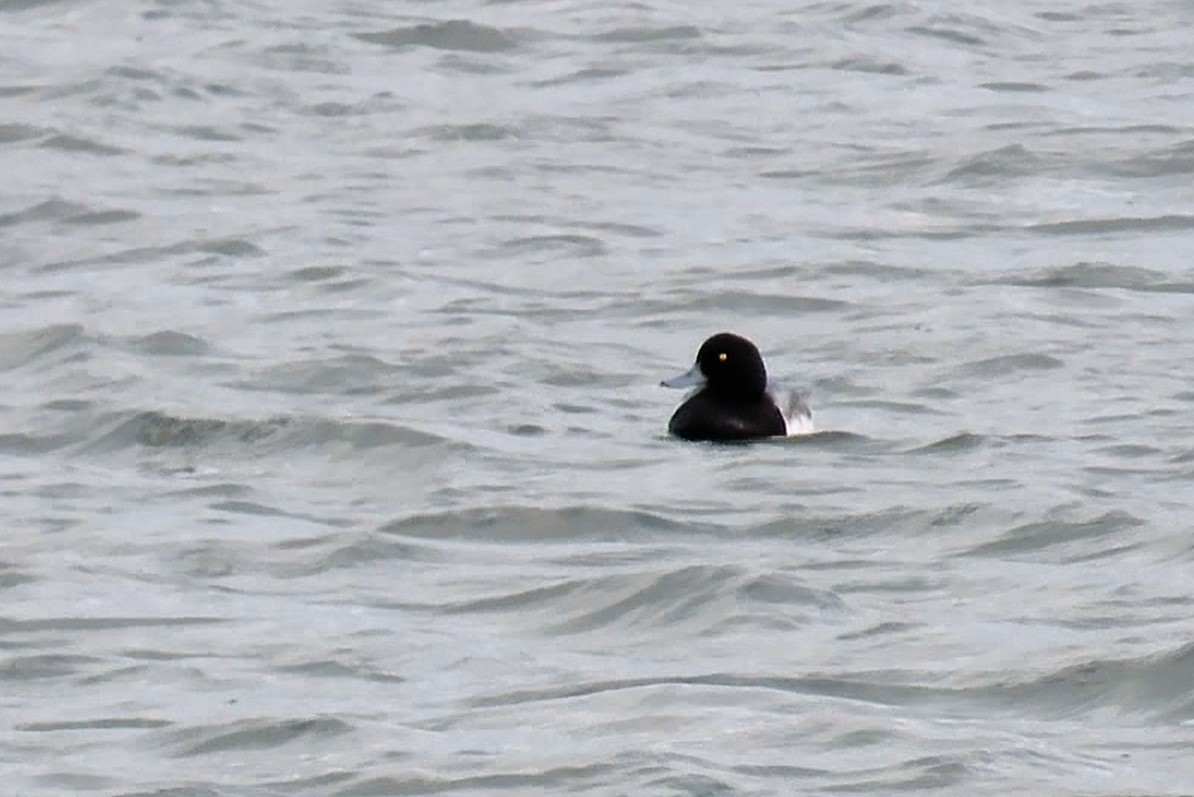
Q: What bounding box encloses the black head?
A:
[697,329,768,398]
[691,332,769,399]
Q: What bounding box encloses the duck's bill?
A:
[661,364,705,389]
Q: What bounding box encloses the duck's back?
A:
[668,392,787,442]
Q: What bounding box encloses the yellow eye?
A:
[718,352,727,362]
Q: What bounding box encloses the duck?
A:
[661,332,811,442]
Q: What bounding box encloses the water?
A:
[4,0,1194,794]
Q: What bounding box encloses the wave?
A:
[161,717,352,758]
[354,20,521,53]
[378,505,695,543]
[957,510,1144,561]
[0,323,87,372]
[991,262,1194,293]
[71,410,461,458]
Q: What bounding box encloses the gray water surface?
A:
[4,1,1194,795]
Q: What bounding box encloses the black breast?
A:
[668,392,787,442]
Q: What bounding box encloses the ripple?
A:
[469,672,964,710]
[0,323,86,372]
[833,399,948,416]
[663,290,849,316]
[380,506,693,543]
[828,56,908,75]
[0,122,45,143]
[171,124,241,142]
[81,411,276,452]
[0,563,36,590]
[59,208,140,225]
[243,354,401,396]
[906,24,985,48]
[1027,215,1194,235]
[285,531,443,575]
[39,133,125,155]
[910,432,987,453]
[751,505,936,540]
[354,20,520,53]
[192,237,264,257]
[0,654,105,681]
[997,641,1194,721]
[1108,136,1194,177]
[539,564,788,635]
[531,67,629,87]
[959,510,1144,560]
[0,198,112,228]
[276,659,405,684]
[940,143,1045,182]
[125,330,210,357]
[592,25,703,43]
[77,410,454,456]
[162,717,352,758]
[284,265,351,283]
[0,430,75,454]
[332,765,615,797]
[19,717,171,731]
[0,615,223,634]
[495,233,607,258]
[979,81,1049,92]
[993,262,1169,290]
[775,430,876,449]
[952,353,1064,378]
[423,122,517,142]
[207,500,349,527]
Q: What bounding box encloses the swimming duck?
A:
[661,332,810,442]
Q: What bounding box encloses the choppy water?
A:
[4,1,1194,794]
